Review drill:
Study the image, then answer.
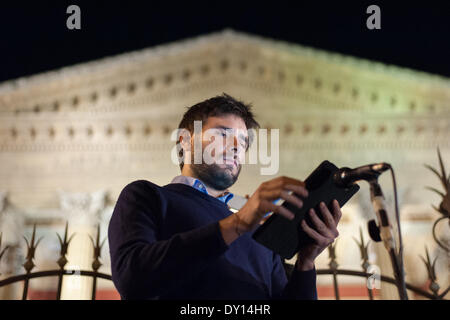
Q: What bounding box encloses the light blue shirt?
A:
[170,175,234,204]
[170,175,277,217]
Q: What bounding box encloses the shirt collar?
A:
[170,175,234,204]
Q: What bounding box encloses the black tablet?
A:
[252,160,360,259]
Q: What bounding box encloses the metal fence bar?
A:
[316,269,440,300]
[21,273,29,300]
[91,274,98,300]
[328,242,340,300]
[89,225,105,301]
[55,222,73,300]
[354,227,374,300]
[1,267,439,300]
[0,270,112,288]
[56,270,63,300]
[21,224,42,300]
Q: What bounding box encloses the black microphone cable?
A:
[374,163,408,299]
[388,165,405,277]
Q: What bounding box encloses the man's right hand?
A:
[219,176,309,245]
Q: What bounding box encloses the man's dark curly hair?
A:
[176,93,260,170]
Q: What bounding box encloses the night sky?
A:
[1,1,450,83]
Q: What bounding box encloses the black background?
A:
[1,1,449,82]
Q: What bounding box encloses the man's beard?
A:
[190,162,241,190]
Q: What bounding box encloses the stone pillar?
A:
[0,191,25,300]
[58,190,107,300]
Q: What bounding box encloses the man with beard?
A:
[108,93,342,300]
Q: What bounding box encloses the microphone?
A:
[333,163,390,187]
[334,161,408,299]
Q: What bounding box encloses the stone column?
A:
[58,190,107,300]
[0,191,25,300]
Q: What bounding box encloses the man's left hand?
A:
[295,199,342,271]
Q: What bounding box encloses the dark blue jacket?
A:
[108,180,317,300]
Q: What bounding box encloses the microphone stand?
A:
[368,179,408,300]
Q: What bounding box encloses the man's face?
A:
[188,114,248,190]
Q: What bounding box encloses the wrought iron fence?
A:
[0,222,111,300]
[0,218,448,300]
[283,224,449,300]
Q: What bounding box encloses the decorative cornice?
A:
[1,29,449,93]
